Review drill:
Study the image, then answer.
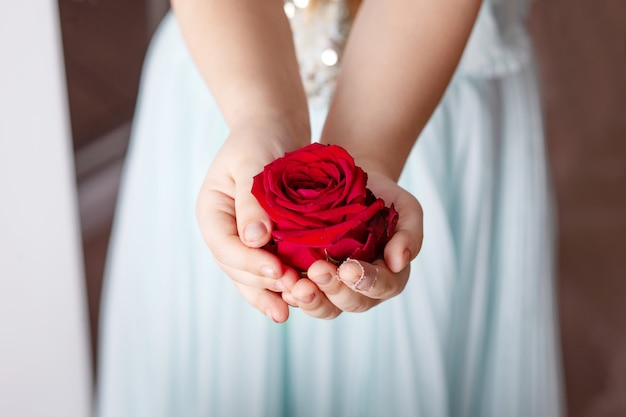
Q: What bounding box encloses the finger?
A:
[336,258,410,301]
[291,278,342,319]
[385,192,423,273]
[196,188,284,279]
[337,258,378,292]
[233,166,273,249]
[233,282,290,323]
[220,262,298,293]
[282,291,299,308]
[307,260,379,313]
[366,175,424,273]
[384,186,424,272]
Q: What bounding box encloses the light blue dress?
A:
[97,1,564,416]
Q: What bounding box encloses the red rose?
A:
[251,143,398,272]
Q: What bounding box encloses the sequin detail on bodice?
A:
[284,0,350,105]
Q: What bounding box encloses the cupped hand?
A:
[288,173,423,319]
[195,124,307,323]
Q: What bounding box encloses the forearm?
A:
[321,0,482,180]
[172,0,310,144]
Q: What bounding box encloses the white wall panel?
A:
[0,2,92,416]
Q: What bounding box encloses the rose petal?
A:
[273,199,385,246]
[274,240,322,272]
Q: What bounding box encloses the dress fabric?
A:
[97,1,564,416]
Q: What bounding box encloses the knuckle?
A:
[346,298,372,313]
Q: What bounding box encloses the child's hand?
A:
[195,124,304,323]
[288,173,423,318]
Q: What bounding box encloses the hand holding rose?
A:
[196,123,308,323]
[251,143,422,319]
[197,136,423,322]
[286,171,423,319]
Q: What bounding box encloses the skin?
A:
[177,0,482,322]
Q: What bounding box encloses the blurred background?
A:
[58,0,626,416]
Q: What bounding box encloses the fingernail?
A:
[311,273,332,285]
[338,258,378,292]
[260,265,276,279]
[244,222,267,243]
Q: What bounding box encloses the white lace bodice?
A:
[284,0,350,105]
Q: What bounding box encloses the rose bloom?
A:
[251,143,398,272]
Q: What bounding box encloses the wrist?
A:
[228,109,311,156]
[226,112,311,162]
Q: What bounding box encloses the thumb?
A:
[235,174,273,248]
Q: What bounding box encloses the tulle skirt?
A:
[97,12,564,417]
